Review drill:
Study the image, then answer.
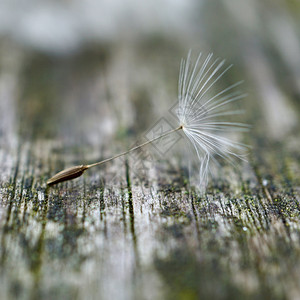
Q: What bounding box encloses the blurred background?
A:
[0,0,299,152]
[1,2,300,299]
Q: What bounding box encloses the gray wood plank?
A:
[0,42,300,300]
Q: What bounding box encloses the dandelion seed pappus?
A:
[177,51,249,190]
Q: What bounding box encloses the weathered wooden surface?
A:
[1,25,300,300]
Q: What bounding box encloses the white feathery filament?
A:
[177,51,249,189]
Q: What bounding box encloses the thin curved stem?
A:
[87,125,183,169]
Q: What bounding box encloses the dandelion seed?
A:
[47,165,89,185]
[47,51,248,189]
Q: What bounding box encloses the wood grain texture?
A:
[0,41,299,300]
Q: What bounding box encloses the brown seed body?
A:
[47,165,89,185]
